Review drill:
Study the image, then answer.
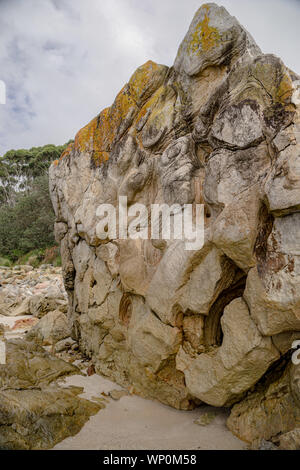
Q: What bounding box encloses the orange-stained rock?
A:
[49,3,300,444]
[61,60,168,167]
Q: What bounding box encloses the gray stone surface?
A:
[49,3,300,444]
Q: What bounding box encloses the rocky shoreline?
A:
[0,265,244,450]
[0,265,101,449]
[0,261,298,450]
[1,3,300,451]
[49,3,300,449]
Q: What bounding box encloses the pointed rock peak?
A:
[174,3,261,76]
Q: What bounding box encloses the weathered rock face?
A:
[0,339,101,449]
[49,3,300,442]
[25,310,71,346]
[0,265,67,318]
[227,361,300,449]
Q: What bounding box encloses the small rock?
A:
[25,310,71,346]
[257,439,279,451]
[54,337,77,353]
[12,317,39,331]
[12,298,31,317]
[279,429,300,450]
[90,396,108,408]
[108,389,129,401]
[194,411,217,426]
[40,264,52,270]
[87,364,95,376]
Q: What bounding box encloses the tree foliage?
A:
[0,142,70,261]
[0,143,68,206]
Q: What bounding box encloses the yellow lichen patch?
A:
[188,4,220,55]
[137,85,176,149]
[252,60,293,106]
[133,85,165,133]
[72,60,167,166]
[74,114,101,153]
[95,107,113,150]
[73,84,137,165]
[146,89,175,126]
[276,73,294,104]
[73,110,112,166]
[128,60,167,105]
[107,84,136,139]
[92,151,109,167]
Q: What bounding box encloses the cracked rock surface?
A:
[0,339,101,450]
[49,3,300,446]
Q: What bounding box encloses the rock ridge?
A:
[50,3,300,446]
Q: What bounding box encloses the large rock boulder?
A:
[0,386,100,450]
[227,362,300,448]
[25,310,71,346]
[49,1,300,442]
[0,265,67,317]
[0,339,101,449]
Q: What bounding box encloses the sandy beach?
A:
[54,373,245,451]
[0,312,245,450]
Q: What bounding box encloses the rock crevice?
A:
[50,3,300,445]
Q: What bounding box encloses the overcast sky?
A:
[0,0,299,155]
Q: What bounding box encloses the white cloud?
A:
[0,0,299,155]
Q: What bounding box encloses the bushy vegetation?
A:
[0,143,70,264]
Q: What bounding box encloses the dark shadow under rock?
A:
[0,339,102,449]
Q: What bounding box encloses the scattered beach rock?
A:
[25,310,71,346]
[1,2,300,450]
[257,440,279,451]
[0,338,101,450]
[0,386,101,450]
[87,364,96,376]
[194,411,217,426]
[108,389,129,401]
[279,428,300,450]
[54,337,77,353]
[49,1,300,446]
[0,265,67,318]
[12,317,39,331]
[227,363,300,445]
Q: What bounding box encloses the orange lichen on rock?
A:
[188,4,220,55]
[107,84,137,139]
[75,110,105,152]
[59,142,75,161]
[276,72,294,104]
[73,108,111,165]
[92,150,109,167]
[71,60,168,166]
[128,60,168,105]
[133,85,165,132]
[74,85,136,166]
[252,58,294,107]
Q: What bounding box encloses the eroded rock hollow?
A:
[50,3,300,446]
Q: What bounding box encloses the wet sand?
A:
[54,373,245,450]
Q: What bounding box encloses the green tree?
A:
[0,142,70,262]
[0,143,69,205]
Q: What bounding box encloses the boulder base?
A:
[49,3,300,444]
